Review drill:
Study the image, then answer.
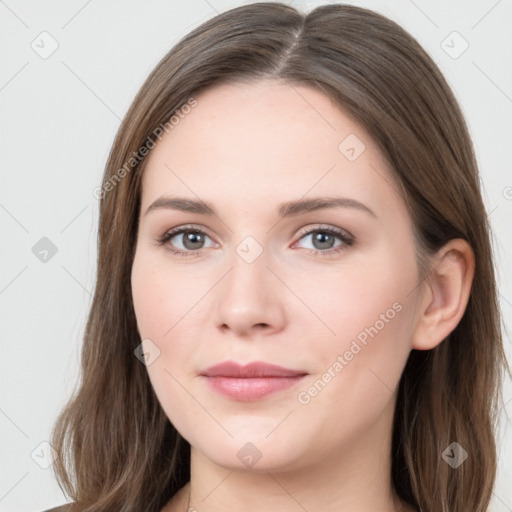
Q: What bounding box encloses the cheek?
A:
[131,253,203,432]
[297,253,415,349]
[131,251,198,340]
[131,250,212,389]
[295,251,416,400]
[289,267,415,448]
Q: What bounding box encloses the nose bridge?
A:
[231,235,268,294]
[213,234,285,335]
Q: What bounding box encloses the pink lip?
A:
[200,361,308,401]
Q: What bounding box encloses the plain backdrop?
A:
[1,1,511,511]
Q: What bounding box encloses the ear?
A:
[412,239,475,350]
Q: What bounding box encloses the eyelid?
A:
[295,224,353,242]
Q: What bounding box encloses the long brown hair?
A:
[51,3,508,511]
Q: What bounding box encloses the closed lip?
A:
[200,360,308,378]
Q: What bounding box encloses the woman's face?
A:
[131,79,424,472]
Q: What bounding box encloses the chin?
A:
[195,441,305,473]
[183,422,313,473]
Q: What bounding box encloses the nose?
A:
[213,242,286,338]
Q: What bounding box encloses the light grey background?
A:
[1,1,511,511]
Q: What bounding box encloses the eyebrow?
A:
[144,196,376,218]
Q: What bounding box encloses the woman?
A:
[48,3,508,511]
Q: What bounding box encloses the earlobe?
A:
[412,239,475,350]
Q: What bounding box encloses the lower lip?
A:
[202,375,306,401]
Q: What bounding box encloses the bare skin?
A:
[131,80,474,512]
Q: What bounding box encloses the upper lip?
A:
[200,361,308,378]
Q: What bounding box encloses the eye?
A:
[156,225,216,256]
[294,225,354,255]
[156,224,354,257]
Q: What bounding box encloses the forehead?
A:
[140,79,403,218]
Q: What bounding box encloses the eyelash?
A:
[156,224,354,257]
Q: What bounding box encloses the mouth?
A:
[199,360,308,401]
